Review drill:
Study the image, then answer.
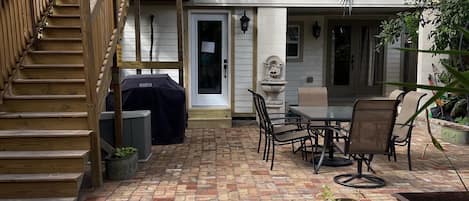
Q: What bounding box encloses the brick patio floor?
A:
[83,121,469,201]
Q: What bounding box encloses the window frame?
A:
[286,22,304,62]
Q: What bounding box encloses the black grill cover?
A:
[107,74,186,145]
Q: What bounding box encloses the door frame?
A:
[325,19,386,98]
[188,10,232,108]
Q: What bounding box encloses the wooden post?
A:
[176,0,184,86]
[112,54,124,147]
[134,0,141,74]
[80,0,103,187]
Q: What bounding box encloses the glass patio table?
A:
[289,106,354,173]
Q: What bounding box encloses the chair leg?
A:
[407,142,412,171]
[257,129,262,153]
[393,143,397,162]
[271,142,275,170]
[291,142,295,152]
[263,135,269,160]
[265,138,271,162]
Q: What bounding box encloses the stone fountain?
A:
[260,55,287,109]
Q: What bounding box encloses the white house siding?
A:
[121,5,178,62]
[384,40,402,95]
[417,10,446,87]
[285,16,325,105]
[233,8,255,113]
[186,0,408,7]
[257,8,287,113]
[120,4,179,82]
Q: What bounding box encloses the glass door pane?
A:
[332,25,352,86]
[197,21,222,94]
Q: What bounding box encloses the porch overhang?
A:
[288,7,413,15]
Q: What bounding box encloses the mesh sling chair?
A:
[248,89,302,160]
[390,91,427,171]
[297,87,329,152]
[388,89,405,102]
[333,99,398,188]
[249,89,315,170]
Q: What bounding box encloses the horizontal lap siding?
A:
[121,5,178,62]
[233,8,254,113]
[385,40,402,95]
[285,16,325,106]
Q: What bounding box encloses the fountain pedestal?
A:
[260,80,287,109]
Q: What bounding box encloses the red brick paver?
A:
[84,123,469,201]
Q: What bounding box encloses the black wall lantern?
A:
[312,21,321,39]
[240,10,250,34]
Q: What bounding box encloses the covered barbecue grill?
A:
[107,74,186,145]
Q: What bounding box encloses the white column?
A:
[257,8,287,114]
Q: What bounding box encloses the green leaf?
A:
[441,63,469,89]
[431,135,445,151]
[459,27,469,40]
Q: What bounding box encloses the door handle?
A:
[223,59,228,78]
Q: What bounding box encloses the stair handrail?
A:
[79,0,129,187]
[0,0,52,103]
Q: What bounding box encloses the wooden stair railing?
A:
[0,0,129,198]
[0,0,52,102]
[80,0,128,187]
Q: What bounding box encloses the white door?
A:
[190,13,229,107]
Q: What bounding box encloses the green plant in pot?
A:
[106,146,138,180]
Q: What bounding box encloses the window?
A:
[286,23,303,61]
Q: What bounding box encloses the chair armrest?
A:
[395,123,414,127]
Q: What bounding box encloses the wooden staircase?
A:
[0,0,90,199]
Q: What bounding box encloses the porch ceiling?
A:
[288,7,412,15]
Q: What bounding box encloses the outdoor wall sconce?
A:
[312,21,321,39]
[240,10,250,34]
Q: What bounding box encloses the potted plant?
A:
[105,146,138,180]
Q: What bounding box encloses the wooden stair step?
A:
[0,173,82,198]
[0,150,87,159]
[20,64,84,69]
[0,197,76,201]
[54,1,80,6]
[43,26,81,38]
[0,151,88,174]
[49,14,80,18]
[0,112,88,130]
[0,173,82,182]
[51,4,80,16]
[11,79,86,94]
[35,38,82,51]
[0,130,91,138]
[0,130,91,151]
[29,50,83,54]
[25,51,83,65]
[4,94,86,99]
[13,78,85,83]
[1,95,87,112]
[46,15,80,26]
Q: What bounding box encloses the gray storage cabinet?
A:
[100,110,152,161]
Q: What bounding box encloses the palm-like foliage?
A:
[387,28,469,150]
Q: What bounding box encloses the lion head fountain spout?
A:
[260,56,287,108]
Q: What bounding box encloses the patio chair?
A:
[248,89,303,160]
[249,89,315,170]
[388,89,405,102]
[333,99,398,188]
[389,91,427,171]
[298,87,328,107]
[297,87,330,150]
